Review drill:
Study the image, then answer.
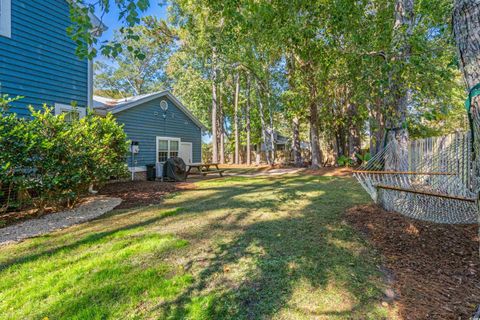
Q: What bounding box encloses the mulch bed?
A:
[345,204,480,320]
[99,180,195,209]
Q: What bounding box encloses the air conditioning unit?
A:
[156,162,164,180]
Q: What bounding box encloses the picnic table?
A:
[186,163,224,177]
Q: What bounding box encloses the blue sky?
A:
[91,1,169,45]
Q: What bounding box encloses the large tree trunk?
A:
[453,0,480,257]
[385,0,414,171]
[246,76,252,166]
[234,72,240,164]
[292,117,302,167]
[454,0,480,89]
[454,0,480,188]
[211,50,219,163]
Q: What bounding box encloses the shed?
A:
[94,91,206,179]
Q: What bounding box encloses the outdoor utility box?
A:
[130,141,140,154]
[146,164,156,181]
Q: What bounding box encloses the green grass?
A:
[0,174,394,319]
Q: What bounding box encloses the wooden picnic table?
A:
[186,163,224,177]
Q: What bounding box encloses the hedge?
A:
[0,102,129,212]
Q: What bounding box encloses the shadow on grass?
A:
[156,175,386,319]
[0,175,386,319]
[0,207,185,272]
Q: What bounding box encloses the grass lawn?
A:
[0,174,394,319]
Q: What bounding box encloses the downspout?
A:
[88,56,93,109]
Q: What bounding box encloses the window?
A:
[62,110,80,122]
[55,103,86,122]
[158,140,169,162]
[0,0,11,38]
[157,137,180,162]
[170,140,179,158]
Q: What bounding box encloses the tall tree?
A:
[211,50,219,163]
[94,20,172,96]
[219,82,226,164]
[385,0,415,170]
[234,72,241,164]
[245,75,252,165]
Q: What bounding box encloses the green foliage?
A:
[355,152,372,165]
[95,18,174,96]
[72,0,467,165]
[202,143,212,163]
[0,105,129,211]
[337,155,354,167]
[0,94,23,111]
[67,0,152,59]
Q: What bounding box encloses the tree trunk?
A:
[454,0,480,88]
[246,76,252,166]
[257,89,272,165]
[349,126,361,159]
[286,53,302,166]
[267,97,276,164]
[385,0,414,171]
[219,83,225,164]
[347,103,361,159]
[234,72,240,164]
[453,0,480,257]
[211,50,218,163]
[292,117,302,167]
[309,98,322,169]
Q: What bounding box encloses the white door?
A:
[179,142,193,164]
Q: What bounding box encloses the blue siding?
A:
[114,97,202,167]
[0,0,88,116]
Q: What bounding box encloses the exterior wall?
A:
[0,0,88,117]
[114,96,202,169]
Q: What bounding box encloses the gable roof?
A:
[67,1,108,34]
[93,90,207,131]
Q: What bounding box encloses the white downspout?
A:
[87,56,94,109]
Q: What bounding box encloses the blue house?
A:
[0,1,205,179]
[0,0,103,117]
[94,91,206,179]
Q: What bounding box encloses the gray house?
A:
[94,91,206,179]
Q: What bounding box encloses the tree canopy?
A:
[85,0,468,166]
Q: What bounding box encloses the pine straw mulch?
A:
[345,204,480,320]
[99,180,195,209]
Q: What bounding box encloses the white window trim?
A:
[156,136,181,163]
[54,103,86,119]
[0,0,11,38]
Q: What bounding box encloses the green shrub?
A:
[337,155,354,167]
[355,152,372,165]
[0,104,129,212]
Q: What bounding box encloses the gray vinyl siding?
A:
[114,97,202,167]
[0,0,88,117]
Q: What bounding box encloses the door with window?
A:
[157,137,180,163]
